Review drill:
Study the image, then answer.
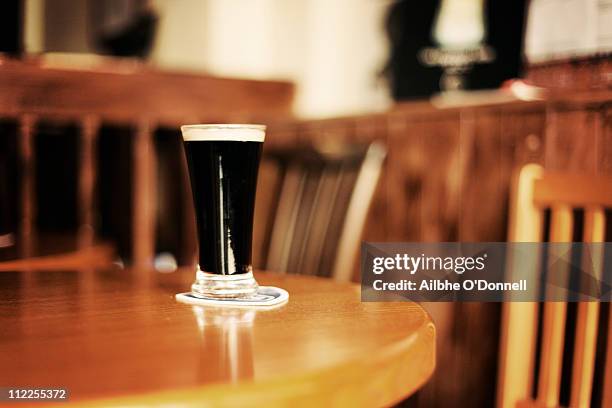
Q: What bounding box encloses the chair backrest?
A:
[497,164,612,408]
[258,141,386,282]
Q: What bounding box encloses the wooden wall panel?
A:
[419,116,463,242]
[599,107,612,176]
[545,109,600,173]
[265,122,301,149]
[385,117,423,241]
[503,111,546,166]
[457,111,519,241]
[385,114,463,242]
[300,119,355,147]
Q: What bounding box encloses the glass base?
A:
[176,286,289,309]
[191,268,259,298]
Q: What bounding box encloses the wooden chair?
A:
[256,141,386,282]
[497,164,612,408]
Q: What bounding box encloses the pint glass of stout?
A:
[181,124,264,298]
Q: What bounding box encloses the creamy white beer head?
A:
[181,124,266,142]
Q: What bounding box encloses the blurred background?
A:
[0,0,611,407]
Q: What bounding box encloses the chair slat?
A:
[570,208,605,408]
[289,169,322,275]
[18,115,36,258]
[498,164,543,408]
[537,205,573,407]
[332,142,386,282]
[179,138,197,267]
[318,169,357,276]
[300,170,343,277]
[252,160,281,269]
[77,116,100,248]
[266,165,305,273]
[601,302,612,408]
[132,121,156,269]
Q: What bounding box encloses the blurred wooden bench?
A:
[0,56,293,269]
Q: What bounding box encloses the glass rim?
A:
[181,124,266,131]
[181,124,266,142]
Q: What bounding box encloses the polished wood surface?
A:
[0,269,435,407]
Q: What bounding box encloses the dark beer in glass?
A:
[181,124,264,298]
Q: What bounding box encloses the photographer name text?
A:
[372,278,527,292]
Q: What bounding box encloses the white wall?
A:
[151,0,392,118]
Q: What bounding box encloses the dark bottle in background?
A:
[0,0,23,56]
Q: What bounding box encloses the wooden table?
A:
[0,268,435,407]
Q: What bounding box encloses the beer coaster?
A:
[175,286,288,308]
